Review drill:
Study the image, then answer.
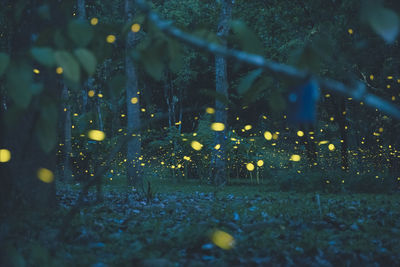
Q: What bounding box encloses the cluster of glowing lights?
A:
[131,97,139,104]
[88,130,106,141]
[106,35,116,43]
[211,230,235,250]
[131,23,141,33]
[290,154,301,162]
[191,141,203,151]
[246,163,255,171]
[264,131,272,140]
[205,107,215,114]
[210,122,225,131]
[37,168,54,183]
[90,17,99,26]
[0,149,11,163]
[56,67,63,74]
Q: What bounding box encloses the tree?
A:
[212,0,233,186]
[125,0,142,188]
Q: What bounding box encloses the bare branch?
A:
[134,0,400,120]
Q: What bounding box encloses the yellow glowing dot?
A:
[90,17,99,26]
[88,130,105,141]
[171,165,175,169]
[264,131,272,141]
[246,163,255,171]
[106,35,116,43]
[370,74,374,80]
[392,96,396,101]
[206,107,215,114]
[262,115,267,119]
[214,144,221,150]
[151,114,154,118]
[121,114,126,118]
[98,93,103,98]
[290,154,301,162]
[330,117,334,121]
[131,23,141,33]
[183,156,191,161]
[88,90,95,97]
[244,125,252,131]
[211,122,225,131]
[328,144,335,151]
[379,127,383,132]
[211,230,235,250]
[33,69,40,74]
[131,97,138,104]
[191,141,203,151]
[388,76,393,80]
[348,28,353,34]
[141,108,146,112]
[257,160,264,167]
[272,133,278,140]
[56,67,63,74]
[0,149,11,163]
[387,84,391,89]
[297,130,304,137]
[37,168,54,183]
[326,180,330,184]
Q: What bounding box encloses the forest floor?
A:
[3,179,400,266]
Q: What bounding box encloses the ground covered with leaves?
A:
[2,181,400,266]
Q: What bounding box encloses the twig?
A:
[134,0,400,120]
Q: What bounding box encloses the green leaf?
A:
[141,48,165,81]
[268,91,286,112]
[0,52,10,76]
[31,47,55,67]
[54,50,80,82]
[6,63,33,108]
[362,2,399,43]
[74,48,97,76]
[36,100,58,153]
[167,40,183,73]
[231,20,264,54]
[237,69,263,95]
[109,74,126,98]
[243,76,272,104]
[68,19,94,47]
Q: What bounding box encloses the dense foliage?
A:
[1,0,400,265]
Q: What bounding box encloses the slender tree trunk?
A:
[337,98,349,171]
[62,84,72,181]
[212,0,233,186]
[125,0,142,187]
[77,0,86,19]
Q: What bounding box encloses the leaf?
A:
[36,100,58,153]
[109,74,126,98]
[74,48,97,76]
[30,47,55,67]
[0,52,10,76]
[68,19,94,47]
[237,69,263,95]
[268,91,286,113]
[362,2,399,43]
[141,48,165,81]
[54,50,80,82]
[6,63,33,108]
[230,20,264,54]
[167,40,183,73]
[243,76,272,104]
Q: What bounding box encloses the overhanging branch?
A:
[135,0,400,120]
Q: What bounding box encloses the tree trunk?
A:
[125,0,142,187]
[337,98,349,171]
[212,0,233,186]
[62,84,72,181]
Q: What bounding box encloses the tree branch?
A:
[134,0,400,120]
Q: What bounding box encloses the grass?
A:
[2,177,400,266]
